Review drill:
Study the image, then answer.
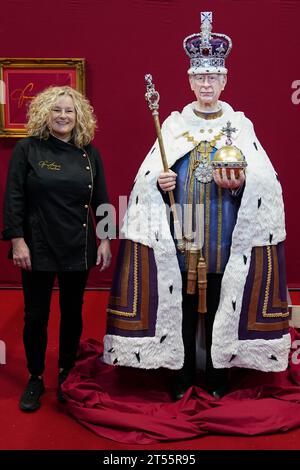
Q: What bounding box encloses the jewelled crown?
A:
[183,11,232,75]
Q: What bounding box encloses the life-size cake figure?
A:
[103,12,290,400]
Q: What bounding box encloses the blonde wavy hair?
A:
[26,86,97,148]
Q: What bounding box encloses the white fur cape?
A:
[103,101,290,372]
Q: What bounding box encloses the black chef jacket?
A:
[2,135,110,271]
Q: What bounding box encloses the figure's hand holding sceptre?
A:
[144,74,185,252]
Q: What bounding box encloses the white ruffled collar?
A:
[178,100,244,141]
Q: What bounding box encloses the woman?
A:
[2,86,111,411]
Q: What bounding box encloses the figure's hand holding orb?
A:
[212,145,246,189]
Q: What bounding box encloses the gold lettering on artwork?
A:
[10,83,35,109]
[39,160,61,171]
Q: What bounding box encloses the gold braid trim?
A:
[184,147,197,254]
[216,186,223,272]
[204,184,210,269]
[263,245,289,318]
[107,242,139,317]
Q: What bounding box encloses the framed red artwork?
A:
[0,58,85,137]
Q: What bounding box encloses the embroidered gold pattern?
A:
[216,186,222,272]
[107,242,150,331]
[199,180,205,261]
[263,245,289,318]
[247,247,289,331]
[204,184,210,268]
[109,241,131,307]
[39,160,61,171]
[184,142,226,271]
[262,245,272,316]
[107,242,138,318]
[272,245,286,309]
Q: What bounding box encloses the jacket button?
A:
[83,153,87,157]
[84,204,88,209]
[86,166,90,170]
[83,223,87,228]
[88,184,92,189]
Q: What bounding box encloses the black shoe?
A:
[57,368,71,403]
[210,382,230,399]
[19,376,45,412]
[171,381,192,401]
[206,367,229,399]
[172,387,188,401]
[171,369,194,401]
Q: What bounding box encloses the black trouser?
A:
[21,270,89,376]
[179,272,228,390]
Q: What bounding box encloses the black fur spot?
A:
[232,300,236,311]
[169,285,173,294]
[108,348,115,353]
[113,358,118,364]
[258,198,262,208]
[160,335,167,343]
[135,352,140,363]
[253,142,258,150]
[243,255,247,265]
[155,231,159,241]
[270,355,278,361]
[269,233,273,243]
[136,195,139,204]
[145,170,150,176]
[150,147,156,154]
[229,354,236,362]
[275,173,280,181]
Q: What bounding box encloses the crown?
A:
[183,12,232,75]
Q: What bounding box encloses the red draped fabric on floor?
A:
[62,329,300,445]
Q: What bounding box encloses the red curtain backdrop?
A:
[0,0,299,287]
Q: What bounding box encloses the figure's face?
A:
[189,74,227,108]
[48,95,76,140]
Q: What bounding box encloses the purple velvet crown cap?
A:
[183,11,232,75]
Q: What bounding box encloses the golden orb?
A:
[212,145,247,177]
[213,145,245,163]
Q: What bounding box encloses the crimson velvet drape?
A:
[62,329,300,444]
[0,0,300,287]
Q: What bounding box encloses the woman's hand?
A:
[213,168,245,190]
[12,237,32,271]
[157,170,177,192]
[96,239,112,272]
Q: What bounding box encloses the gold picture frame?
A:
[0,58,85,138]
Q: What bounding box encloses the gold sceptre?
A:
[145,74,185,252]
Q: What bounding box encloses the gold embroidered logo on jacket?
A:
[39,160,61,171]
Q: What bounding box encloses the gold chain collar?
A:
[182,130,223,149]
